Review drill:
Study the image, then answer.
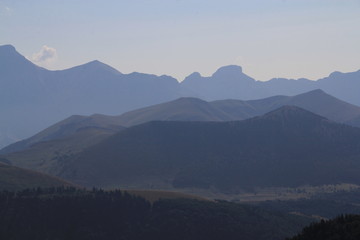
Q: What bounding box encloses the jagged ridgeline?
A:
[1,44,360,149]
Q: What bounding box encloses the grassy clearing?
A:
[123,189,209,203]
[179,184,360,202]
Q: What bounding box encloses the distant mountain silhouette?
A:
[53,106,360,190]
[181,65,360,106]
[1,44,360,148]
[3,89,360,155]
[0,45,180,148]
[181,65,257,100]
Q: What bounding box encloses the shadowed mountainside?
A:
[0,162,73,191]
[4,89,360,156]
[55,106,360,190]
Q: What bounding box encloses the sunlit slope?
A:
[0,162,73,191]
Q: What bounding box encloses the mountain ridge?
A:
[3,89,360,155]
[57,106,360,189]
[1,44,360,149]
[2,44,359,83]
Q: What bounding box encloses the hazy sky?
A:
[1,0,360,81]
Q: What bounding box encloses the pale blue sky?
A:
[1,0,360,81]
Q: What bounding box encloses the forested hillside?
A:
[0,188,311,240]
[288,215,360,240]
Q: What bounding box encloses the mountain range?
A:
[57,106,360,189]
[4,105,360,190]
[1,44,360,148]
[3,88,360,157]
[0,45,179,148]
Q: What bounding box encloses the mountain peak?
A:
[301,89,326,95]
[212,65,243,78]
[0,44,16,52]
[70,60,122,75]
[83,60,108,67]
[0,44,24,59]
[0,44,41,74]
[87,59,101,64]
[188,72,202,78]
[182,72,202,82]
[328,71,343,78]
[292,89,335,102]
[262,105,327,122]
[173,97,207,104]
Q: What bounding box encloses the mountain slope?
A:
[3,89,360,159]
[279,89,360,123]
[0,45,180,148]
[0,162,73,191]
[0,114,125,154]
[2,126,123,175]
[59,106,360,189]
[111,97,233,126]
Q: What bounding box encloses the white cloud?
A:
[0,5,12,16]
[32,45,58,63]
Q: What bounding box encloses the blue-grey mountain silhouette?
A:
[3,89,360,156]
[1,44,359,149]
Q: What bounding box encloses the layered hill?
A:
[1,114,125,154]
[1,127,123,175]
[0,113,126,174]
[4,88,360,156]
[56,106,360,190]
[1,44,360,148]
[0,162,72,191]
[100,89,360,128]
[109,97,233,125]
[0,44,179,148]
[3,89,360,181]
